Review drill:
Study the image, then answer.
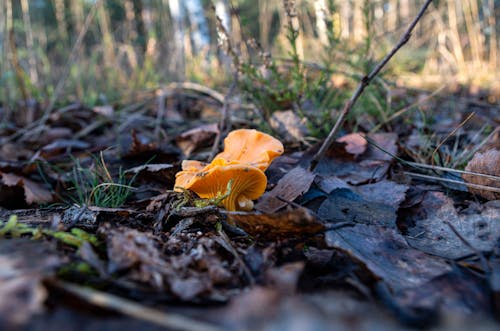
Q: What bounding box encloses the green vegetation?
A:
[68,153,136,208]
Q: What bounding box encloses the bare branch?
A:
[310,0,434,171]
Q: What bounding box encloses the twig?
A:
[50,281,224,331]
[402,171,500,194]
[310,0,434,171]
[404,161,500,182]
[209,71,238,160]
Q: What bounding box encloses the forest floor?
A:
[0,82,499,331]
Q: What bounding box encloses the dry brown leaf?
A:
[176,123,218,157]
[336,133,367,156]
[0,172,53,205]
[255,166,315,213]
[225,208,324,239]
[462,149,500,200]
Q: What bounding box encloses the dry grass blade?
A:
[430,112,476,166]
[52,281,225,331]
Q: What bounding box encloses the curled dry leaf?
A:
[0,172,53,205]
[462,149,500,200]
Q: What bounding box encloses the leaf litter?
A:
[0,85,499,330]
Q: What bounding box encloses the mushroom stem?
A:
[237,195,254,211]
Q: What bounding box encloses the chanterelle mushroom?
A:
[214,129,284,170]
[174,129,283,211]
[175,158,267,211]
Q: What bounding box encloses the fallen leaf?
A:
[308,133,397,185]
[255,166,315,213]
[0,172,53,205]
[326,224,451,292]
[393,268,490,316]
[317,188,397,227]
[0,239,61,327]
[463,148,500,200]
[404,191,500,259]
[225,208,324,239]
[336,133,367,156]
[125,163,176,187]
[176,123,218,157]
[355,180,409,209]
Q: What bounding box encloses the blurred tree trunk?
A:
[214,0,231,67]
[339,1,350,39]
[20,0,38,86]
[184,0,211,55]
[259,0,272,49]
[97,2,119,84]
[124,1,138,44]
[314,0,328,45]
[132,0,147,54]
[167,0,186,79]
[463,0,484,64]
[447,0,466,70]
[352,0,365,42]
[70,1,84,34]
[487,0,497,69]
[54,0,68,43]
[386,0,398,31]
[214,0,230,33]
[400,0,410,22]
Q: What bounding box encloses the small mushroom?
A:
[174,129,283,211]
[174,160,208,190]
[175,158,267,211]
[214,129,284,170]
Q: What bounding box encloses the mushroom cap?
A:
[214,129,284,170]
[174,160,208,191]
[177,158,267,211]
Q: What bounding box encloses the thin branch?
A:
[310,0,434,171]
[50,281,224,331]
[402,171,500,194]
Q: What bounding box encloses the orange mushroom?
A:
[174,160,208,189]
[174,129,283,211]
[214,129,284,170]
[175,158,267,211]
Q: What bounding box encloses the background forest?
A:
[0,1,500,330]
[1,0,499,109]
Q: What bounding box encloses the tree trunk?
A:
[20,0,38,85]
[184,0,211,55]
[314,0,328,45]
[168,0,186,79]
